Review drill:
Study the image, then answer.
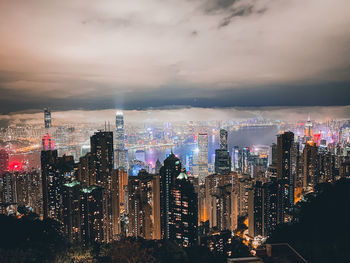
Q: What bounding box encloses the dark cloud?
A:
[0,80,349,114]
[0,0,349,114]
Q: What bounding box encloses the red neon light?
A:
[9,161,22,171]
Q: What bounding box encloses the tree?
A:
[268,178,350,263]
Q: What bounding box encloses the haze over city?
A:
[0,1,350,263]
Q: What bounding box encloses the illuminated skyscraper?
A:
[215,149,231,175]
[231,146,239,171]
[305,117,313,138]
[115,111,128,169]
[277,131,295,210]
[198,133,208,184]
[90,131,114,185]
[170,171,198,247]
[44,108,52,128]
[220,129,228,151]
[159,153,181,239]
[0,149,9,176]
[128,170,160,239]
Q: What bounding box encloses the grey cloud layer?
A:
[0,0,349,113]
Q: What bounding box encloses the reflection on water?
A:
[132,125,279,166]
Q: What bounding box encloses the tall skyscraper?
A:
[44,108,52,128]
[90,131,117,242]
[115,111,127,169]
[248,178,284,238]
[277,131,295,209]
[159,153,181,239]
[0,149,9,176]
[127,170,160,239]
[90,131,114,185]
[170,171,198,247]
[231,146,239,171]
[215,149,231,175]
[62,180,82,243]
[198,133,208,184]
[220,129,228,151]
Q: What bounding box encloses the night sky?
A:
[0,0,349,114]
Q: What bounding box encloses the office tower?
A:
[270,143,277,165]
[240,147,250,174]
[90,131,114,185]
[249,179,285,238]
[277,131,295,209]
[78,153,96,187]
[303,142,319,188]
[15,170,42,216]
[127,170,160,239]
[118,169,128,213]
[231,146,239,171]
[90,131,116,242]
[220,129,228,151]
[235,175,252,216]
[80,186,105,245]
[44,108,52,128]
[1,172,17,204]
[155,159,162,174]
[62,180,81,243]
[198,133,208,184]
[305,117,313,138]
[319,152,334,182]
[0,149,9,176]
[111,169,120,239]
[215,149,231,175]
[42,133,54,151]
[170,171,198,247]
[248,181,263,237]
[41,149,59,219]
[205,173,235,231]
[115,111,128,169]
[159,153,181,239]
[262,180,279,237]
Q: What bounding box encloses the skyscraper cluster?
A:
[1,111,350,256]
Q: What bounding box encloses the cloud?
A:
[2,106,350,129]
[0,0,349,113]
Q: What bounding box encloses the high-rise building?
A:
[159,153,181,239]
[80,186,105,245]
[215,149,231,175]
[205,173,236,231]
[90,131,117,242]
[127,170,160,239]
[0,149,9,176]
[44,108,52,128]
[90,131,114,185]
[231,146,239,171]
[170,171,198,247]
[302,142,319,188]
[249,178,286,238]
[220,129,228,151]
[115,111,128,169]
[198,133,208,184]
[277,131,295,209]
[15,170,42,216]
[62,180,82,243]
[1,172,17,205]
[41,149,59,219]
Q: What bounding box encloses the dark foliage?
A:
[268,178,350,263]
[0,214,68,262]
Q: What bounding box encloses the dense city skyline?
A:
[0,0,350,113]
[1,1,350,262]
